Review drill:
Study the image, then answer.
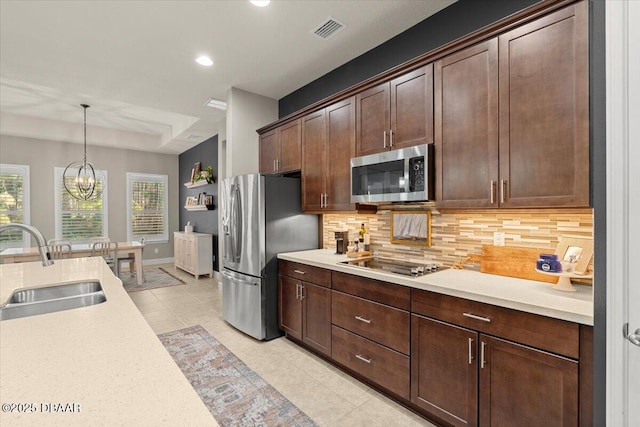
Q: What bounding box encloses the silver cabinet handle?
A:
[355,354,372,364]
[300,284,305,299]
[355,315,372,324]
[468,338,474,365]
[293,269,306,275]
[276,159,279,171]
[480,341,487,368]
[295,283,300,300]
[324,193,328,208]
[500,179,507,204]
[463,312,491,323]
[383,130,387,148]
[490,180,496,204]
[389,129,394,147]
[625,324,640,346]
[273,159,276,172]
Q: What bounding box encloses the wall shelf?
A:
[184,204,213,211]
[184,179,211,189]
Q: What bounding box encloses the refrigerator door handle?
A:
[230,185,243,262]
[222,270,258,286]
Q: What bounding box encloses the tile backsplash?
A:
[322,206,594,271]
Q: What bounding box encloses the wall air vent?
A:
[186,134,202,141]
[311,17,345,40]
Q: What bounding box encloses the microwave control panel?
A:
[409,156,425,192]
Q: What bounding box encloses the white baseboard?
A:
[142,257,174,266]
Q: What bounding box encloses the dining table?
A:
[0,241,145,287]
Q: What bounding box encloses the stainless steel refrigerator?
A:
[220,174,318,340]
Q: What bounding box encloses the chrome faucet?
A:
[0,223,53,266]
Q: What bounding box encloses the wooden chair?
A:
[91,241,119,276]
[47,239,72,260]
[117,238,145,280]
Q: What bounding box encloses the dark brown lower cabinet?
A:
[411,315,478,427]
[411,313,579,427]
[278,275,331,356]
[479,334,578,427]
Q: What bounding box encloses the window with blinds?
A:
[0,164,30,249]
[54,167,108,241]
[127,173,168,243]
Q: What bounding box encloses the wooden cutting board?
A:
[480,245,557,284]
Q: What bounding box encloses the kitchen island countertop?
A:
[278,249,593,325]
[0,257,216,426]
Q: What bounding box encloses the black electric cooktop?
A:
[340,257,445,277]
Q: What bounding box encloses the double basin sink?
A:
[0,281,106,321]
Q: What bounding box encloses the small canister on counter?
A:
[537,254,562,272]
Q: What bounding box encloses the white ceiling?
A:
[0,0,456,155]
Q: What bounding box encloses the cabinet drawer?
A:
[278,260,331,288]
[332,271,410,310]
[411,289,579,359]
[332,325,410,400]
[332,290,410,354]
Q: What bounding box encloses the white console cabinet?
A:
[174,232,213,279]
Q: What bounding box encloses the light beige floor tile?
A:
[127,263,434,427]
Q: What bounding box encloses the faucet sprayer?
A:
[0,223,53,266]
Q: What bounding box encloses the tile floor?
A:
[128,264,436,427]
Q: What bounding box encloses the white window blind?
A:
[126,173,168,243]
[54,167,108,241]
[0,164,30,249]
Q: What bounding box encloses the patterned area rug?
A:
[158,325,317,427]
[120,267,185,292]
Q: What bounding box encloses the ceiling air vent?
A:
[312,17,345,40]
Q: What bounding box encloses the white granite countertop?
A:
[278,249,593,326]
[0,257,216,426]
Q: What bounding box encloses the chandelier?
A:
[63,104,104,200]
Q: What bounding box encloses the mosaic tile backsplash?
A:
[322,206,594,272]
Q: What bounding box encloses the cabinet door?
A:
[390,65,434,150]
[259,129,278,174]
[278,275,302,340]
[498,2,589,207]
[355,82,390,156]
[435,39,499,209]
[278,119,302,173]
[411,315,478,427]
[301,282,332,356]
[301,109,326,211]
[325,97,355,211]
[479,334,578,427]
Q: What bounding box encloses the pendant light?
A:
[63,104,104,200]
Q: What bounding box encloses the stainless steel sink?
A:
[0,281,106,321]
[8,281,103,304]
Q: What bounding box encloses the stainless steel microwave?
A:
[350,144,434,203]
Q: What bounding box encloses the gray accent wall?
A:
[279,0,541,117]
[178,135,219,272]
[0,134,179,261]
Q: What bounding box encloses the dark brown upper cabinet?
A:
[435,39,499,209]
[436,2,589,209]
[498,1,589,207]
[356,65,434,157]
[259,118,301,175]
[301,97,356,212]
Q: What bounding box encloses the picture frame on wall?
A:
[193,162,201,175]
[390,210,432,246]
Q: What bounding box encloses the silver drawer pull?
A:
[355,315,372,324]
[293,269,306,275]
[463,312,491,323]
[355,354,371,364]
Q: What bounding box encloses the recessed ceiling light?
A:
[195,55,213,66]
[250,0,270,7]
[204,98,227,111]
